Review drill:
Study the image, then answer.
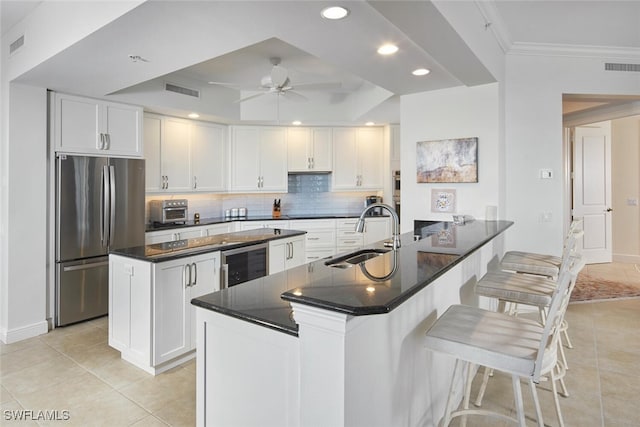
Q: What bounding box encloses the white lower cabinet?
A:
[290,219,336,263]
[268,235,306,274]
[336,218,364,254]
[363,217,392,245]
[238,220,289,231]
[109,252,220,375]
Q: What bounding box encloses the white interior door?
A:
[573,121,612,264]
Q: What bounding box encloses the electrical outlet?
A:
[539,211,553,222]
[627,198,639,206]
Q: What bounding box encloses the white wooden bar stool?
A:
[477,230,583,374]
[500,219,582,279]
[425,265,576,427]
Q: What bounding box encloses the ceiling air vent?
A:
[605,63,640,72]
[9,35,24,55]
[164,82,200,98]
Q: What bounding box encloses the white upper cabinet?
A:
[287,127,332,172]
[161,117,192,192]
[54,92,143,157]
[144,114,225,193]
[190,122,225,192]
[332,127,384,190]
[230,126,287,192]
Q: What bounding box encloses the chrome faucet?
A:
[356,203,401,250]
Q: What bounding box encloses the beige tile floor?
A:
[1,296,639,426]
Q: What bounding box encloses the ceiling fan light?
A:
[412,68,431,76]
[321,6,349,20]
[377,43,398,55]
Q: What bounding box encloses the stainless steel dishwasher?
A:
[220,243,269,288]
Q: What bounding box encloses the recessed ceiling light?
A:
[188,113,200,119]
[292,120,302,126]
[412,68,431,76]
[321,6,349,20]
[365,121,375,126]
[377,44,398,55]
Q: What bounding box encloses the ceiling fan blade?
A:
[292,82,342,91]
[234,92,268,103]
[281,91,308,103]
[270,65,289,88]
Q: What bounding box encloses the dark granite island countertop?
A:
[111,228,306,262]
[191,220,513,336]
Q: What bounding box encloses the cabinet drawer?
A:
[336,234,364,247]
[305,249,335,263]
[290,219,336,230]
[305,229,336,248]
[336,219,359,230]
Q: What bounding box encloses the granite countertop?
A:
[145,212,388,232]
[191,220,514,336]
[111,228,306,262]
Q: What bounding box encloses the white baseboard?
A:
[613,254,640,264]
[0,320,48,344]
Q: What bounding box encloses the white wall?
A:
[0,84,48,343]
[505,53,640,256]
[400,83,501,232]
[612,116,640,262]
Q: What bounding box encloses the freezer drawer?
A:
[56,257,109,326]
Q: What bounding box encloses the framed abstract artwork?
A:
[417,137,478,183]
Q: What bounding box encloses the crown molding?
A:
[474,0,512,54]
[508,42,640,60]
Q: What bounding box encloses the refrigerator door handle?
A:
[101,165,110,247]
[109,165,116,246]
[63,261,109,272]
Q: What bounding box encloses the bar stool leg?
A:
[474,366,491,407]
[550,366,566,427]
[511,375,527,427]
[529,379,544,427]
[441,359,463,427]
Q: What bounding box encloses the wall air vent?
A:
[164,82,200,98]
[605,63,640,72]
[9,35,24,55]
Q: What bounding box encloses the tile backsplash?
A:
[146,178,379,222]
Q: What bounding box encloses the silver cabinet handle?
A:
[165,175,169,189]
[308,157,312,169]
[105,133,111,150]
[311,157,315,169]
[257,176,261,189]
[308,237,320,241]
[184,264,189,288]
[193,176,197,190]
[191,263,197,286]
[343,240,357,244]
[98,133,103,150]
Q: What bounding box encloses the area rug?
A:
[570,270,640,302]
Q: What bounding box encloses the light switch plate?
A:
[539,169,553,179]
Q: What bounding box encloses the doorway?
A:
[563,94,640,265]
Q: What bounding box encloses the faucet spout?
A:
[356,203,401,250]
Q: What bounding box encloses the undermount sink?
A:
[325,248,391,268]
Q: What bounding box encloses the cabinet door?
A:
[364,217,391,245]
[332,128,359,190]
[286,236,306,269]
[357,127,384,189]
[191,123,225,192]
[205,223,231,236]
[230,127,261,191]
[162,118,192,191]
[268,240,287,275]
[188,253,220,349]
[144,115,162,192]
[146,230,178,245]
[310,128,332,171]
[259,128,287,191]
[153,259,190,365]
[287,127,311,172]
[103,102,143,157]
[54,93,101,153]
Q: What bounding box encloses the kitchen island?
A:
[108,228,306,375]
[191,220,512,427]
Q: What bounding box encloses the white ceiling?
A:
[3,1,640,125]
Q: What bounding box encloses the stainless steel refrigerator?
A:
[55,154,145,326]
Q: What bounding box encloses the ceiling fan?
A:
[209,57,341,104]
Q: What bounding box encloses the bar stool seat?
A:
[500,251,561,278]
[475,270,557,307]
